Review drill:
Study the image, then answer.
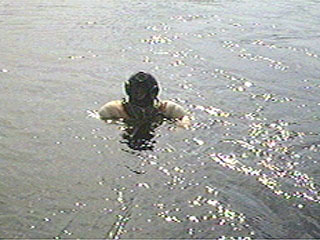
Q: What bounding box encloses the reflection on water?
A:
[120,119,163,151]
[1,0,320,239]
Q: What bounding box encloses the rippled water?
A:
[1,0,319,238]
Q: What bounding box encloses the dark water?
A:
[1,0,319,238]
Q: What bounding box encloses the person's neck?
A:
[129,98,154,108]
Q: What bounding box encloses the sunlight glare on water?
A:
[0,0,319,239]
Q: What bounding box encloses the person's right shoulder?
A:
[160,100,191,129]
[98,100,128,120]
[160,100,187,119]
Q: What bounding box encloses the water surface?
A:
[0,0,319,238]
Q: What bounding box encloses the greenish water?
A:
[0,0,319,238]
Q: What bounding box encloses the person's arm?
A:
[160,100,191,128]
[98,100,128,120]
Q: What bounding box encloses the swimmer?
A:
[98,71,191,128]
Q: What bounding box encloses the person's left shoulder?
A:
[98,100,129,120]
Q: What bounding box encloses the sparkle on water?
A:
[1,0,319,239]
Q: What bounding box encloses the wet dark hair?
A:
[125,72,159,106]
[122,72,164,150]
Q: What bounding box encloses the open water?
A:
[0,0,319,238]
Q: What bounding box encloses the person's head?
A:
[125,72,159,107]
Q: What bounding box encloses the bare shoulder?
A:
[159,100,191,129]
[160,100,187,119]
[98,100,128,120]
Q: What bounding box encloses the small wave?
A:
[86,109,100,119]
